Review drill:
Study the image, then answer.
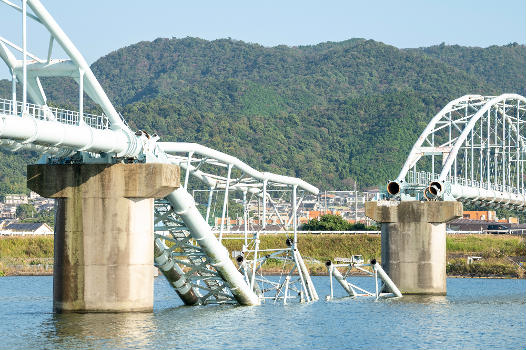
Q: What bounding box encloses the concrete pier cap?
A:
[365,200,462,295]
[27,163,180,313]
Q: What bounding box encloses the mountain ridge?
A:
[0,38,524,193]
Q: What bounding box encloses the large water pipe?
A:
[165,187,260,306]
[373,262,402,298]
[325,261,356,297]
[154,238,199,306]
[386,181,401,196]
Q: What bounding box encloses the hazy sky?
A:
[0,0,525,79]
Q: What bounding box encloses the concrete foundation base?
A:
[27,163,179,313]
[366,201,462,295]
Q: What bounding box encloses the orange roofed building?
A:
[463,211,497,221]
[463,210,518,224]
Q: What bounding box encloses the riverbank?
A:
[1,234,524,278]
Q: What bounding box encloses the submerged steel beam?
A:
[165,187,260,306]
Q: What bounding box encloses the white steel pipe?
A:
[21,0,27,112]
[395,95,484,182]
[165,187,260,306]
[283,275,290,305]
[295,249,318,301]
[11,68,16,114]
[448,183,526,208]
[326,262,355,297]
[0,113,138,157]
[154,238,199,306]
[159,142,319,194]
[374,262,402,298]
[26,0,128,131]
[293,249,310,303]
[438,94,526,182]
[0,138,74,156]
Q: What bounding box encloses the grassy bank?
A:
[0,236,54,276]
[221,233,381,263]
[1,234,524,277]
[0,235,53,258]
[446,234,526,256]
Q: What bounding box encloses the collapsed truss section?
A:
[155,142,321,305]
[326,258,402,300]
[154,199,240,305]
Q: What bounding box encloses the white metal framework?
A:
[389,94,526,209]
[326,259,402,300]
[0,0,320,306]
[155,143,320,304]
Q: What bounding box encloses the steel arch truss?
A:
[393,94,526,209]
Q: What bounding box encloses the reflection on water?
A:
[0,276,524,350]
[393,294,448,304]
[44,312,157,349]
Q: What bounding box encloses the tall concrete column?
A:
[27,163,180,313]
[365,201,462,295]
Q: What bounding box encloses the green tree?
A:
[302,214,353,231]
[16,204,36,220]
[21,209,55,228]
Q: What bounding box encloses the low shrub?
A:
[447,258,519,278]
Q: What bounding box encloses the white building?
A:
[0,222,53,235]
[2,194,29,205]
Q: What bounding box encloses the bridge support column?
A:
[27,163,179,313]
[365,201,462,295]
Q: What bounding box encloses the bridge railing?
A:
[0,97,109,130]
[407,171,525,195]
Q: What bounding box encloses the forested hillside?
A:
[0,38,524,193]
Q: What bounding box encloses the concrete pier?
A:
[27,163,179,313]
[365,201,462,295]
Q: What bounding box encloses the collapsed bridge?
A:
[0,0,319,311]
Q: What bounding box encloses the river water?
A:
[0,276,524,350]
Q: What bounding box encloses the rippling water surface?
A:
[0,276,524,349]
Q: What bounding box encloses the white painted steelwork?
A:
[160,145,321,304]
[164,188,260,305]
[1,0,128,131]
[159,142,319,195]
[1,106,133,156]
[390,94,526,209]
[0,0,140,158]
[0,0,320,306]
[326,260,402,300]
[153,238,199,305]
[154,199,259,305]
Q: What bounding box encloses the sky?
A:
[0,0,525,79]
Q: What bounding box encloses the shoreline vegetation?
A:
[0,234,524,278]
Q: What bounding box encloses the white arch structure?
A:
[391,94,526,209]
[0,0,320,305]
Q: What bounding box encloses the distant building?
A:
[29,191,40,200]
[0,206,17,219]
[0,219,15,229]
[2,194,29,205]
[0,222,53,235]
[462,210,518,224]
[507,217,519,224]
[463,210,496,221]
[305,210,342,219]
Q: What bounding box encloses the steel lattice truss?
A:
[390,94,526,209]
[154,144,320,304]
